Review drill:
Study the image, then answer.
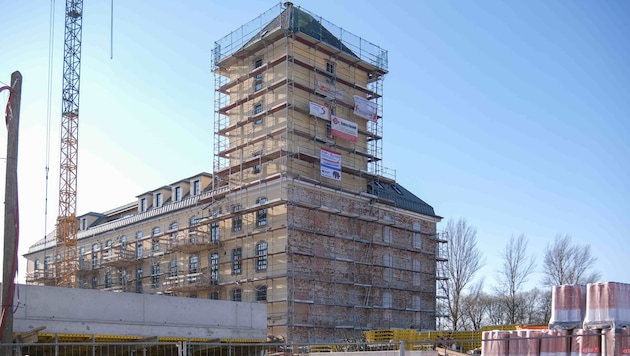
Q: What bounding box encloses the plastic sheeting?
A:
[540,329,569,356]
[571,329,600,356]
[549,284,586,329]
[584,282,630,329]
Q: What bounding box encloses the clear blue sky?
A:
[1,1,628,290]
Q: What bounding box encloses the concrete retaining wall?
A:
[6,284,266,340]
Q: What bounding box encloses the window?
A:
[255,285,267,301]
[413,259,422,286]
[174,186,181,201]
[253,103,263,125]
[155,192,163,208]
[252,152,262,174]
[189,216,198,243]
[209,292,219,300]
[383,292,393,321]
[391,184,403,195]
[92,243,99,269]
[135,267,143,293]
[253,57,263,92]
[44,256,51,278]
[232,205,242,232]
[140,197,147,212]
[189,255,199,283]
[210,222,220,242]
[120,235,127,259]
[383,292,392,308]
[152,227,160,251]
[151,263,160,288]
[80,217,87,230]
[169,222,179,239]
[210,252,219,285]
[105,240,112,259]
[383,226,392,243]
[232,247,242,275]
[383,253,393,282]
[91,276,98,289]
[79,246,85,269]
[413,222,422,249]
[105,272,112,289]
[135,231,143,258]
[121,269,127,286]
[326,121,333,138]
[256,197,267,227]
[33,259,40,278]
[256,241,268,271]
[326,61,335,75]
[78,278,86,289]
[192,179,201,195]
[412,295,421,311]
[169,259,178,277]
[231,288,242,302]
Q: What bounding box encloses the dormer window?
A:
[80,217,87,230]
[155,193,163,208]
[140,197,147,212]
[192,180,201,195]
[174,186,181,202]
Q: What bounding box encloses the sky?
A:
[1,1,628,290]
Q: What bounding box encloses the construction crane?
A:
[55,0,84,288]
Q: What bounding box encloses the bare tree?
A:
[460,280,487,330]
[485,294,509,326]
[497,234,536,324]
[542,234,601,286]
[440,218,485,330]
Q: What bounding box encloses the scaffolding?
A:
[24,2,440,345]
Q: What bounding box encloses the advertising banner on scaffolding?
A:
[316,80,345,101]
[331,115,358,142]
[353,95,378,122]
[309,101,330,120]
[320,148,342,181]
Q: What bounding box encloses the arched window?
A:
[151,227,160,251]
[169,222,179,239]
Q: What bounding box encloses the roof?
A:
[368,181,439,218]
[242,4,358,58]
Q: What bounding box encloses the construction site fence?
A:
[2,332,630,356]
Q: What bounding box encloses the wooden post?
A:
[2,71,22,346]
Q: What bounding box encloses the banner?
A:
[316,80,344,101]
[320,148,342,181]
[331,115,358,142]
[309,101,330,120]
[353,95,378,122]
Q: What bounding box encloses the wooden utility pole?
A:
[2,71,22,346]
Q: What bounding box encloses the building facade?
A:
[24,3,445,343]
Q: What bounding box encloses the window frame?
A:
[256,197,268,226]
[256,241,268,271]
[232,205,242,232]
[232,247,242,275]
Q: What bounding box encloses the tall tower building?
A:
[24,2,444,343]
[209,3,443,341]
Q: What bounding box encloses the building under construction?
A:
[24,2,445,343]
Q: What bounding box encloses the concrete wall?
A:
[6,283,266,340]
